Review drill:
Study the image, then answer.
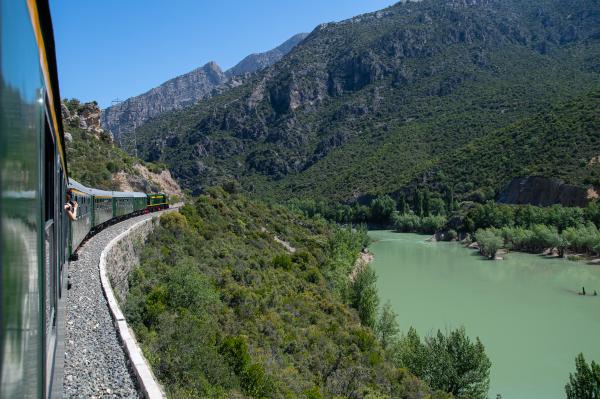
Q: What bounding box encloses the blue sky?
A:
[50,0,396,109]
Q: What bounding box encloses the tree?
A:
[565,353,600,399]
[425,328,491,399]
[393,327,427,379]
[445,187,455,213]
[376,301,399,350]
[370,195,397,224]
[398,193,409,215]
[423,189,431,217]
[476,229,504,259]
[351,266,380,329]
[429,197,447,216]
[415,190,424,217]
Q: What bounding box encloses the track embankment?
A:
[62,210,173,398]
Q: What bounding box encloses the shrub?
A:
[272,254,293,270]
[394,213,422,232]
[420,215,447,234]
[476,229,503,259]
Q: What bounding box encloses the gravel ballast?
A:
[62,212,163,398]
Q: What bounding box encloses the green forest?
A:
[124,187,492,398]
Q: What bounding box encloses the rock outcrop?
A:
[112,164,183,200]
[498,176,589,207]
[62,100,111,142]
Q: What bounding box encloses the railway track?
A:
[61,210,173,398]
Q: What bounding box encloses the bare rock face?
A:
[62,100,112,142]
[78,103,102,133]
[101,62,227,145]
[112,164,183,200]
[498,176,589,207]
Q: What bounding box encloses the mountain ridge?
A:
[225,32,309,77]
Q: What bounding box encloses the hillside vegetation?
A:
[125,188,492,398]
[131,0,600,202]
[63,99,183,198]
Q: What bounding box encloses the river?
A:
[368,230,600,399]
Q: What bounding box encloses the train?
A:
[68,179,169,255]
[0,1,168,397]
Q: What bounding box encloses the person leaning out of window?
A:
[65,189,78,221]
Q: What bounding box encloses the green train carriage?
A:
[67,179,147,254]
[0,0,70,397]
[0,2,165,395]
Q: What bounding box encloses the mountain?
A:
[225,33,309,77]
[101,62,227,147]
[132,0,600,200]
[101,33,308,151]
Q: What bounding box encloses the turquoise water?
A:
[368,230,600,399]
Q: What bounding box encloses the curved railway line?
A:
[61,209,174,398]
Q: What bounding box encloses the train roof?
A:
[68,179,146,198]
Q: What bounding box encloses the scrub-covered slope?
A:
[125,188,449,398]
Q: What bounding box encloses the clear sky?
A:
[50,0,396,109]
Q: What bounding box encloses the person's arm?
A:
[65,202,77,221]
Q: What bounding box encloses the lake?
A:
[369,230,600,399]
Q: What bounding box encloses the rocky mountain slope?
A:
[101,33,308,150]
[100,62,228,148]
[63,99,183,199]
[132,0,600,201]
[225,33,309,77]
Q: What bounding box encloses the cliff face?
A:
[62,100,111,142]
[100,33,308,149]
[498,177,589,207]
[101,62,227,146]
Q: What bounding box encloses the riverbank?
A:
[459,235,600,265]
[349,248,374,281]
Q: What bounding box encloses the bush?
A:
[421,215,447,234]
[272,254,293,270]
[475,229,503,259]
[394,213,422,232]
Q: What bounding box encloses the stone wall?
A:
[104,216,159,303]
